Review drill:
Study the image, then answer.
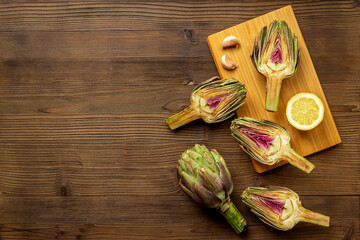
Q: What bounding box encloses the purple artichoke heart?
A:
[242,186,330,231]
[177,144,247,234]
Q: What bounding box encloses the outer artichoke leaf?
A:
[179,182,201,204]
[194,182,222,208]
[261,119,289,134]
[192,76,220,93]
[180,171,197,192]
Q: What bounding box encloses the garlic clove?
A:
[220,54,237,70]
[222,36,240,48]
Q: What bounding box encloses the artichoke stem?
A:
[166,106,199,130]
[282,147,315,173]
[299,207,330,227]
[219,199,247,234]
[265,76,283,112]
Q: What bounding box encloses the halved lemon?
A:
[286,93,324,131]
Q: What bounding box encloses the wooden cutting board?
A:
[207,5,341,173]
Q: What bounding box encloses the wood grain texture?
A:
[207,5,342,173]
[0,0,359,239]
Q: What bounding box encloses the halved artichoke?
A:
[231,117,314,173]
[251,20,300,112]
[242,186,330,230]
[166,77,246,130]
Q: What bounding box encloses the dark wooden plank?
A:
[1,195,358,223]
[0,196,358,239]
[0,196,359,239]
[0,84,357,114]
[0,113,358,197]
[0,1,358,31]
[0,57,359,89]
[0,28,359,59]
[0,223,358,240]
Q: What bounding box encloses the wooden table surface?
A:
[0,1,359,239]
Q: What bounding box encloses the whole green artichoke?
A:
[177,144,247,234]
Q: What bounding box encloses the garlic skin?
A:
[220,54,237,70]
[222,36,241,48]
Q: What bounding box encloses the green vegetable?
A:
[166,77,246,130]
[242,186,330,230]
[231,117,314,173]
[177,144,247,234]
[251,20,300,112]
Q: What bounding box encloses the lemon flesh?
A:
[286,93,324,131]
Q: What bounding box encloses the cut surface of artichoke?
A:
[231,117,314,173]
[166,77,246,130]
[242,186,330,231]
[251,20,300,112]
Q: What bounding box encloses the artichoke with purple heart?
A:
[231,117,314,173]
[252,20,300,112]
[166,77,246,130]
[242,186,330,230]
